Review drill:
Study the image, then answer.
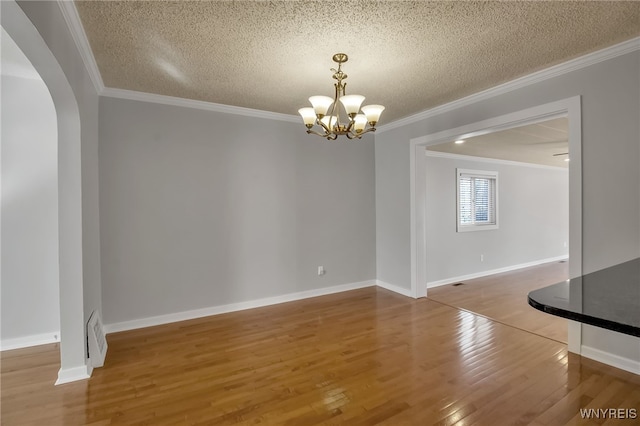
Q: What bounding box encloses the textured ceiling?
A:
[427,117,569,168]
[75,1,640,123]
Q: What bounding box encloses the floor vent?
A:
[452,282,465,286]
[87,310,108,368]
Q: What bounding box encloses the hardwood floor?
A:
[2,286,639,425]
[427,261,569,343]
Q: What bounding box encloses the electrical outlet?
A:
[480,254,484,262]
[318,266,325,276]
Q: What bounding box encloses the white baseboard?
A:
[426,255,569,289]
[0,331,60,351]
[105,279,376,334]
[55,365,91,385]
[580,345,640,376]
[376,280,414,298]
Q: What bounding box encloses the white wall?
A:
[99,97,376,327]
[16,0,103,328]
[4,0,102,381]
[375,50,640,365]
[0,70,60,347]
[425,154,568,284]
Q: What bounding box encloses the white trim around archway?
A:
[2,0,89,384]
[409,96,583,353]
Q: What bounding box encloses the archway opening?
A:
[1,28,61,354]
[2,0,88,384]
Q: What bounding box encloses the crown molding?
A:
[55,0,299,122]
[101,87,300,123]
[56,0,638,128]
[378,36,640,133]
[425,149,568,171]
[57,0,104,93]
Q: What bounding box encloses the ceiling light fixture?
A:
[299,53,384,140]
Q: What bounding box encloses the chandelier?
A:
[298,53,385,140]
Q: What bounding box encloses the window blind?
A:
[457,169,498,231]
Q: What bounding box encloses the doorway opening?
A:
[2,0,88,384]
[409,97,583,352]
[1,29,61,352]
[423,117,570,342]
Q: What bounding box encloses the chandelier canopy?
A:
[299,53,385,140]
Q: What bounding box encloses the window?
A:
[457,169,498,232]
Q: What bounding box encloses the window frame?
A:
[456,168,499,232]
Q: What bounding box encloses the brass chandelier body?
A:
[299,54,385,140]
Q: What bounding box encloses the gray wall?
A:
[99,97,376,325]
[425,154,568,283]
[8,0,638,370]
[1,73,60,345]
[375,51,640,360]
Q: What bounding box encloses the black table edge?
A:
[527,295,640,338]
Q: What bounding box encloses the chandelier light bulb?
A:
[309,96,334,117]
[354,114,368,133]
[339,94,366,117]
[361,104,385,125]
[298,108,317,127]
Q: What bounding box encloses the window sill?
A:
[457,224,499,232]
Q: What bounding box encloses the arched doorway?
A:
[1,28,60,351]
[2,0,87,384]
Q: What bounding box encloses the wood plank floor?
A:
[427,261,569,343]
[2,286,639,425]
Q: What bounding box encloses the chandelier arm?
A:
[345,132,361,140]
[333,83,342,125]
[307,129,330,138]
[329,101,339,125]
[345,113,357,133]
[349,127,376,139]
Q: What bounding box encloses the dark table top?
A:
[528,258,640,337]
